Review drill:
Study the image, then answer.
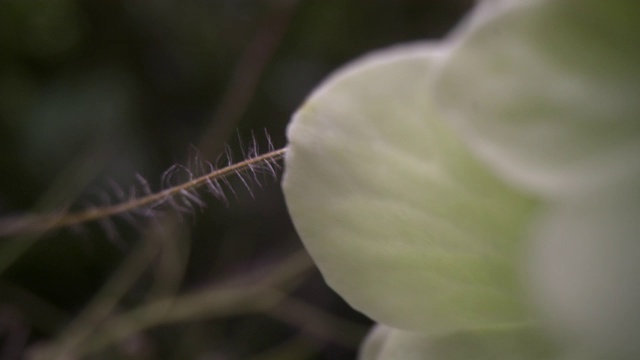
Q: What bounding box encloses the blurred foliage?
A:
[0,0,472,359]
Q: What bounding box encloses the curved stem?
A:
[0,148,288,238]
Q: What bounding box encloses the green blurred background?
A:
[0,0,472,359]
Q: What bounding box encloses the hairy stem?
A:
[0,148,288,238]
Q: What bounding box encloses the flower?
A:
[282,1,640,358]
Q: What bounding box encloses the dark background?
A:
[0,1,472,359]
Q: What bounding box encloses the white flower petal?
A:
[359,323,556,360]
[282,43,536,332]
[435,0,640,198]
[527,188,640,358]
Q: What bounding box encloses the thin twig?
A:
[196,0,300,158]
[267,296,369,348]
[0,148,288,239]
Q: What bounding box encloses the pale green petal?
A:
[434,2,640,356]
[435,0,640,198]
[359,323,557,360]
[527,188,640,359]
[359,325,432,360]
[282,43,537,332]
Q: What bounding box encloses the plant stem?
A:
[0,148,288,239]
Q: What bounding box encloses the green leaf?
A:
[282,43,538,333]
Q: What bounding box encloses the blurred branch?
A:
[197,0,300,158]
[267,296,369,349]
[28,225,164,360]
[27,250,314,359]
[0,282,69,335]
[247,335,321,360]
[0,144,110,275]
